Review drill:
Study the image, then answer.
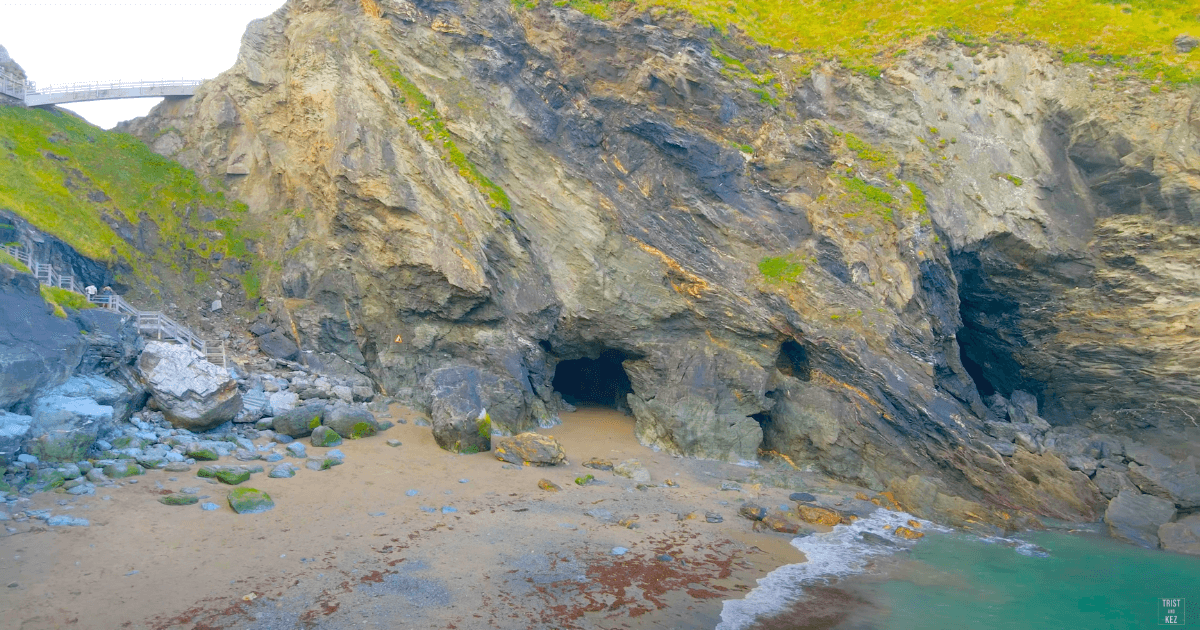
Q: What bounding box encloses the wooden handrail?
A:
[5,244,228,368]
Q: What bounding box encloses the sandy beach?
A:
[0,406,863,630]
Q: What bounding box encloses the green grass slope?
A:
[0,106,263,302]
[525,0,1200,84]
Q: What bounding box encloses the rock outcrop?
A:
[123,0,1200,522]
[136,341,242,431]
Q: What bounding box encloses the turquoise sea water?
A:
[853,530,1200,630]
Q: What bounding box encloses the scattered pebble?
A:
[200,503,219,511]
[406,490,419,497]
[441,506,457,514]
[369,512,386,517]
[386,440,402,447]
[124,571,139,577]
[458,478,469,484]
[611,547,629,556]
[46,516,89,527]
[420,506,436,513]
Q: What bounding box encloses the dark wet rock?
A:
[423,367,512,454]
[861,532,896,546]
[0,263,85,411]
[1105,490,1176,549]
[789,492,816,503]
[272,403,326,438]
[494,433,566,466]
[738,504,767,521]
[705,512,724,523]
[257,330,299,362]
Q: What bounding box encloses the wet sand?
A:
[0,406,825,629]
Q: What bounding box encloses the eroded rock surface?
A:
[123,0,1200,520]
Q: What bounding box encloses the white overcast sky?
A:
[1,1,286,129]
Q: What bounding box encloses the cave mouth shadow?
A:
[551,349,634,411]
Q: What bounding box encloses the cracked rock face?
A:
[124,0,1199,519]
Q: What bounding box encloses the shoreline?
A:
[1,406,838,630]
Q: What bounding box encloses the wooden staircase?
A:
[3,243,228,368]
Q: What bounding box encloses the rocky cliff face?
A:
[124,0,1200,520]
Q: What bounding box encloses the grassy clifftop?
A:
[0,106,263,302]
[541,0,1200,83]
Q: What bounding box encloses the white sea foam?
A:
[716,508,944,630]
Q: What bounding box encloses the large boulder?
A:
[1159,514,1200,556]
[493,433,566,466]
[423,366,527,453]
[324,404,378,439]
[0,410,33,465]
[1128,461,1200,509]
[271,402,327,438]
[23,395,113,462]
[1104,490,1176,549]
[136,341,241,432]
[257,329,299,362]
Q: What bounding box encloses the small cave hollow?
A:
[957,336,997,397]
[775,339,811,381]
[551,349,634,410]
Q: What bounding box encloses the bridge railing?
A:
[28,78,204,96]
[0,70,25,99]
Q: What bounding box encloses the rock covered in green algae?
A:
[215,469,251,485]
[188,448,220,461]
[103,462,144,479]
[159,493,200,506]
[310,425,342,447]
[227,487,274,514]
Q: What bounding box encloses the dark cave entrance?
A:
[957,337,997,397]
[551,349,635,410]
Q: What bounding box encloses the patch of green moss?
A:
[369,50,512,213]
[842,177,895,206]
[758,255,806,283]
[308,416,321,430]
[0,250,30,273]
[227,487,274,514]
[215,469,251,485]
[477,413,492,440]
[39,284,94,318]
[905,181,928,215]
[844,133,889,165]
[350,421,377,440]
[190,449,220,462]
[0,106,265,299]
[1000,173,1025,186]
[159,493,200,506]
[575,474,595,486]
